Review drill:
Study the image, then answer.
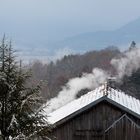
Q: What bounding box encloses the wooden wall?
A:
[105,115,140,140]
[49,101,140,140]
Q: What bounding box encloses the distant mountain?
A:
[48,17,140,52]
[2,17,140,61]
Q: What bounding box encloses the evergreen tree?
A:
[0,36,50,140]
[129,41,136,50]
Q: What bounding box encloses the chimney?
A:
[107,77,116,88]
[103,77,116,96]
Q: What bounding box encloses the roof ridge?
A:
[47,85,140,124]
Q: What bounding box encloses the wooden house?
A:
[47,84,140,140]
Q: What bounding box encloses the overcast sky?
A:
[0,0,140,41]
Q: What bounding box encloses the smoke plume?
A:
[111,47,140,80]
[46,47,140,113]
[45,68,109,113]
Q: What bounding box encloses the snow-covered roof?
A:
[47,85,140,124]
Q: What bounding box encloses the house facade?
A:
[47,85,140,140]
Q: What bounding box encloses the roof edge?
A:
[105,114,140,133]
[105,98,140,119]
[54,96,107,126]
[53,95,140,127]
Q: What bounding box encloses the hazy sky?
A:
[0,0,140,41]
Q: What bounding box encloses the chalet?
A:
[47,83,140,140]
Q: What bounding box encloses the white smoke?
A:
[111,47,140,80]
[45,68,109,113]
[46,46,140,113]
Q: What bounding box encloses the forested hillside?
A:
[113,69,140,99]
[29,46,140,101]
[29,47,117,99]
